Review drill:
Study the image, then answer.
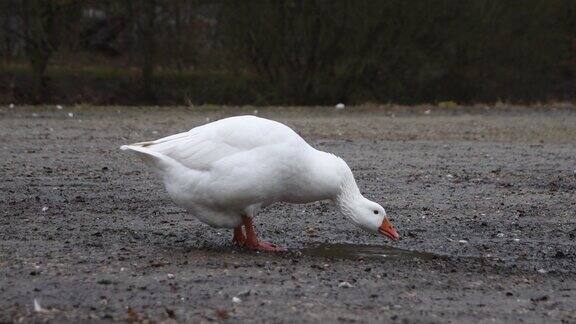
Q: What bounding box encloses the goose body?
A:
[121,115,399,250]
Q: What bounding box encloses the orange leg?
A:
[241,215,286,252]
[233,226,246,246]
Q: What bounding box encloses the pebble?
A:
[232,296,242,303]
[33,299,44,312]
[335,103,345,109]
[167,273,175,279]
[338,281,353,288]
[237,289,252,297]
[531,295,549,302]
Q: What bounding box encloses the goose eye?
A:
[373,210,379,215]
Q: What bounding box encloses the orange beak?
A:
[378,218,400,241]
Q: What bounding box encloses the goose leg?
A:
[242,215,286,252]
[233,226,246,246]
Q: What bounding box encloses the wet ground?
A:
[1,104,575,323]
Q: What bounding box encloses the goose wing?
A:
[124,115,306,171]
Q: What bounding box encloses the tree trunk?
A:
[140,0,156,102]
[21,0,56,103]
[29,53,49,103]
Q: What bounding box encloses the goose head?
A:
[310,151,400,241]
[337,194,400,241]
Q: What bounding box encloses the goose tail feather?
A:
[120,144,177,174]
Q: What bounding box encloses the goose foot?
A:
[240,215,286,252]
[233,226,246,246]
[245,240,286,252]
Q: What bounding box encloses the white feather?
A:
[121,115,388,234]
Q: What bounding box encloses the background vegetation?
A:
[1,0,575,106]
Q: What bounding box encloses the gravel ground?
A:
[1,104,575,323]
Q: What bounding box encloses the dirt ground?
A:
[1,104,575,323]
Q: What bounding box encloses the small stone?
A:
[458,240,468,244]
[167,273,175,279]
[305,226,317,237]
[56,105,63,110]
[9,103,14,109]
[338,281,353,288]
[554,251,566,259]
[537,269,548,274]
[496,233,505,238]
[67,112,74,118]
[215,309,230,319]
[335,103,345,109]
[165,308,176,319]
[41,206,49,212]
[33,299,44,312]
[237,289,252,297]
[232,296,242,303]
[531,295,549,302]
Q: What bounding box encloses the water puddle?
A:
[300,243,439,260]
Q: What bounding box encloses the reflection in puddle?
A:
[300,243,439,260]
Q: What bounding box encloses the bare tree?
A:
[2,0,79,102]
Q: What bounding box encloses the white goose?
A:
[121,115,399,251]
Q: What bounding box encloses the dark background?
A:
[1,0,575,106]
